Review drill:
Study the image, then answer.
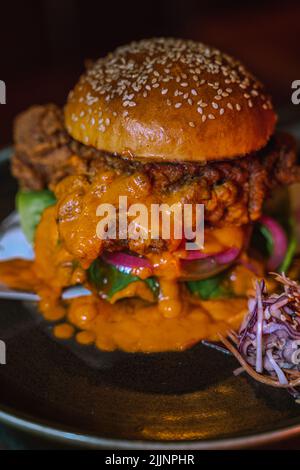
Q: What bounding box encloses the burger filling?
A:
[0,104,298,352]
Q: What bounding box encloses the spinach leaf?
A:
[187,271,233,300]
[88,258,159,301]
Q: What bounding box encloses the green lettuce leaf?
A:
[16,190,56,243]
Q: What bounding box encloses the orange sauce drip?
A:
[0,171,259,353]
[67,295,248,352]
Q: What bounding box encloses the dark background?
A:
[1,0,300,146]
[1,0,300,450]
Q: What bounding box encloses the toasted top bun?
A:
[65,38,276,162]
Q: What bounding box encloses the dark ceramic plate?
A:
[1,147,300,450]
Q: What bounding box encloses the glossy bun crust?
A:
[65,38,276,162]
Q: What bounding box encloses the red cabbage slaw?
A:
[219,274,300,390]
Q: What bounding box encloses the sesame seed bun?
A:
[65,38,277,162]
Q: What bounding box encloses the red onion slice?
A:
[214,247,240,264]
[102,252,153,272]
[180,251,212,261]
[259,215,288,271]
[180,246,240,264]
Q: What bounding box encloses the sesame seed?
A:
[71,38,268,128]
[189,121,195,127]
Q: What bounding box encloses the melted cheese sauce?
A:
[0,258,251,352]
[68,295,248,352]
[0,171,259,353]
